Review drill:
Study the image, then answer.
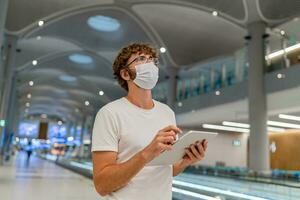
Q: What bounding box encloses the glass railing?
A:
[153,42,300,103]
[39,153,300,200]
[153,48,249,102]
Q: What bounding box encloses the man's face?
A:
[122,53,157,81]
[126,53,154,71]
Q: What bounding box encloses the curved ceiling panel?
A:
[125,0,246,21]
[25,8,153,53]
[6,0,114,31]
[258,0,300,22]
[15,37,81,67]
[133,4,246,66]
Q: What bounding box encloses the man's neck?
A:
[126,87,154,109]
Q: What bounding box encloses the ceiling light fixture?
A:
[266,43,300,60]
[32,60,38,66]
[212,11,218,16]
[38,20,44,27]
[69,54,93,64]
[267,120,300,129]
[87,15,120,32]
[99,90,104,96]
[160,47,166,53]
[222,121,250,128]
[203,124,249,133]
[59,75,77,82]
[222,121,285,132]
[279,114,300,122]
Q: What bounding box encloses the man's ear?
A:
[120,69,130,81]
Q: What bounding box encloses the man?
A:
[92,43,208,200]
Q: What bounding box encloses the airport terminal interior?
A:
[1,0,300,199]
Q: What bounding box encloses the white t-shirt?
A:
[92,97,176,200]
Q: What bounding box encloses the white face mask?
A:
[133,62,159,90]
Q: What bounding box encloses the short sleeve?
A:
[91,107,120,152]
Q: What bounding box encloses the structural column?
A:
[0,34,18,163]
[78,117,86,158]
[0,0,9,102]
[166,67,179,110]
[247,22,270,172]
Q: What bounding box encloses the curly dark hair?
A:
[112,43,158,91]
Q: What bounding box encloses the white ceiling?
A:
[3,0,300,123]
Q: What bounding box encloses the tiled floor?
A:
[0,152,101,200]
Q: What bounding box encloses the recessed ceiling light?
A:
[277,73,285,79]
[178,102,183,107]
[212,11,218,16]
[26,102,30,107]
[160,47,166,53]
[27,94,31,99]
[87,15,120,32]
[36,36,42,40]
[32,60,38,66]
[59,75,77,82]
[29,81,34,86]
[215,91,221,96]
[58,121,62,125]
[280,30,285,36]
[99,90,104,96]
[38,20,44,27]
[69,54,93,64]
[85,101,90,106]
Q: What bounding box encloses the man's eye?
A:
[139,56,147,61]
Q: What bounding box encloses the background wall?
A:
[186,131,249,167]
[269,130,300,170]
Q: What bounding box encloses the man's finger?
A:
[197,143,205,157]
[160,143,173,151]
[159,130,176,137]
[190,144,202,159]
[203,140,208,151]
[161,125,182,134]
[185,148,196,160]
[160,136,176,144]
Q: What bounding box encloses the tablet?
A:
[147,130,218,166]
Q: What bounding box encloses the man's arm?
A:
[93,125,181,196]
[173,162,188,176]
[92,150,148,196]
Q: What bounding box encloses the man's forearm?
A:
[94,151,148,195]
[173,162,188,176]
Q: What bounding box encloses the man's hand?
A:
[179,139,208,168]
[141,125,182,163]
